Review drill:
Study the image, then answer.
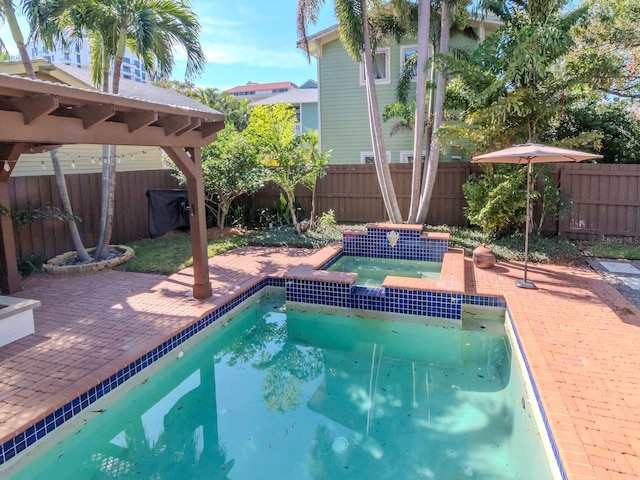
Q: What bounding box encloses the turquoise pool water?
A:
[6,292,557,479]
[327,256,441,287]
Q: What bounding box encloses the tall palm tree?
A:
[415,0,451,224]
[2,0,93,262]
[298,0,403,223]
[61,0,205,260]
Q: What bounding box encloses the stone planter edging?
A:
[43,245,135,275]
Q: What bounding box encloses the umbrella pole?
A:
[515,160,536,289]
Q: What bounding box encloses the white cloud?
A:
[198,16,243,28]
[204,43,308,69]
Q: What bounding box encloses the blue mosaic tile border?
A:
[287,279,468,320]
[343,227,448,262]
[506,305,567,480]
[0,277,285,466]
[462,294,506,308]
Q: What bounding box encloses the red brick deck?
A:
[1,245,639,479]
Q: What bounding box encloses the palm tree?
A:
[2,0,93,262]
[415,0,451,224]
[61,0,205,260]
[298,0,403,223]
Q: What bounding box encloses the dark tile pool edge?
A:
[506,305,567,480]
[0,277,286,466]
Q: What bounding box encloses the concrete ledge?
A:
[287,265,357,285]
[43,245,135,275]
[382,248,465,293]
[366,222,423,232]
[0,296,40,348]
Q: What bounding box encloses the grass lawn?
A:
[121,231,248,274]
[118,224,638,276]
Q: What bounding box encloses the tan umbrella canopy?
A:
[472,143,602,289]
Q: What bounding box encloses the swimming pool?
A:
[327,256,441,287]
[5,290,559,479]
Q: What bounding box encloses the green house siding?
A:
[319,34,479,164]
[301,102,318,132]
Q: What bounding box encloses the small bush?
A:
[18,254,47,277]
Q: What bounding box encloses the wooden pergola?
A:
[0,73,225,299]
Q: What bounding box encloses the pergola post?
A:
[0,144,24,294]
[163,146,212,299]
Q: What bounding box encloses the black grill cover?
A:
[146,189,190,239]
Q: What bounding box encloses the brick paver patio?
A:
[1,245,639,479]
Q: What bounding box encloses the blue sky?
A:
[1,0,336,91]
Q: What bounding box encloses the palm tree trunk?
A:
[95,30,126,260]
[360,1,402,223]
[93,145,113,259]
[3,0,89,260]
[408,0,431,223]
[416,0,450,225]
[51,150,92,262]
[421,56,436,188]
[3,1,36,79]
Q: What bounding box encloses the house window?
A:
[359,48,391,85]
[401,45,417,80]
[123,65,131,73]
[400,151,426,163]
[123,56,130,64]
[76,54,81,64]
[401,44,434,81]
[361,151,391,164]
[123,74,132,80]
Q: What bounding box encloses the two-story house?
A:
[251,79,319,134]
[226,81,299,101]
[298,16,501,165]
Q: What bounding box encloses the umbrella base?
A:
[515,279,537,289]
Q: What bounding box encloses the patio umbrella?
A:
[472,143,602,289]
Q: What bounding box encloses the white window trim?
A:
[359,48,391,86]
[399,150,427,164]
[361,151,391,164]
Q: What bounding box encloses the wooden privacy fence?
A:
[6,163,639,261]
[557,163,640,241]
[250,162,640,241]
[249,163,474,226]
[9,170,179,261]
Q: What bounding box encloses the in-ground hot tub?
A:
[327,255,442,287]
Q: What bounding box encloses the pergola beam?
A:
[155,114,192,136]
[0,94,59,124]
[121,110,158,133]
[0,110,215,147]
[176,118,202,137]
[66,104,116,129]
[199,121,225,140]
